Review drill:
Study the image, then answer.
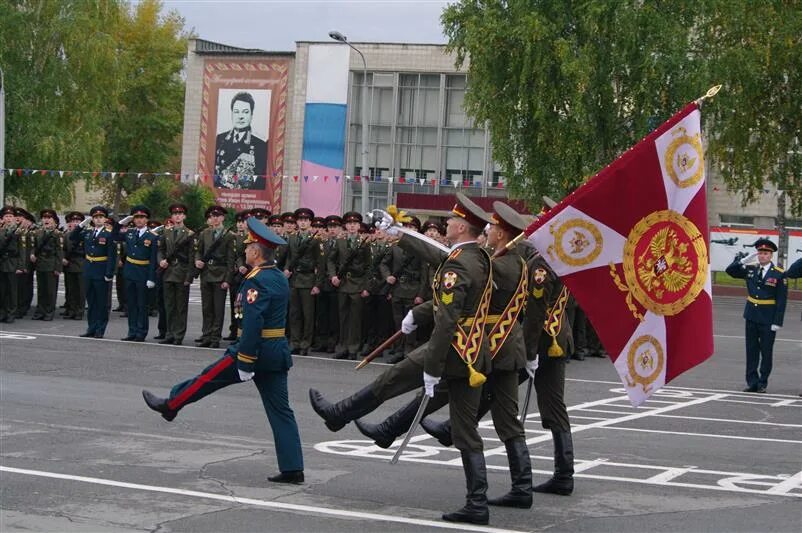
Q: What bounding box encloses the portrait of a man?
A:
[214,90,269,190]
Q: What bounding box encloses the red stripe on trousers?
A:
[167,356,234,411]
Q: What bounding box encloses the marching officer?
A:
[71,206,118,338]
[29,209,64,320]
[0,206,23,323]
[726,238,787,393]
[142,216,304,484]
[327,211,372,360]
[117,205,158,341]
[158,204,195,345]
[62,212,86,320]
[283,207,324,356]
[313,215,342,353]
[195,205,234,348]
[225,210,251,342]
[13,207,35,318]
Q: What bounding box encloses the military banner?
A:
[525,103,714,406]
[197,58,290,213]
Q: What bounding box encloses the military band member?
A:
[158,204,195,346]
[283,208,324,355]
[0,206,23,323]
[142,217,304,484]
[326,211,372,360]
[72,206,118,338]
[313,215,342,353]
[13,207,35,318]
[311,194,494,525]
[62,212,86,320]
[726,238,787,393]
[195,205,234,348]
[225,210,251,342]
[29,209,64,320]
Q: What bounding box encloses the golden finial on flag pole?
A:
[695,85,722,105]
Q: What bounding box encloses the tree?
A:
[441,1,801,215]
[0,0,124,210]
[126,177,216,231]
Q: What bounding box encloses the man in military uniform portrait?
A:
[195,205,234,348]
[726,238,788,393]
[62,212,86,320]
[158,204,195,346]
[214,91,267,190]
[0,206,23,323]
[29,209,64,320]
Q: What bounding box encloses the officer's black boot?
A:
[420,418,453,447]
[488,437,532,508]
[309,386,381,432]
[533,430,574,495]
[142,390,178,422]
[354,396,420,448]
[442,450,489,525]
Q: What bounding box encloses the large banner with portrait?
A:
[197,58,290,213]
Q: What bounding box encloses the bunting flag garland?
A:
[0,168,506,189]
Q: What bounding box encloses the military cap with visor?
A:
[205,205,227,218]
[294,207,315,220]
[130,205,151,218]
[243,217,287,248]
[235,209,252,222]
[491,201,528,234]
[754,238,778,253]
[342,211,362,224]
[451,192,489,228]
[325,214,343,227]
[89,206,109,218]
[168,203,188,214]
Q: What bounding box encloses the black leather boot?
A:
[309,386,381,432]
[442,450,489,525]
[142,390,177,422]
[421,418,453,447]
[488,437,532,508]
[533,430,574,495]
[355,395,421,449]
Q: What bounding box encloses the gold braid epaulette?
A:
[488,257,528,358]
[544,286,570,357]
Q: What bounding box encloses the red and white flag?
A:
[526,103,713,406]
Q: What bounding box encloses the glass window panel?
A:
[467,148,485,172]
[372,87,393,125]
[420,88,439,126]
[422,146,437,169]
[371,125,392,143]
[421,127,437,146]
[467,129,485,148]
[447,75,466,89]
[421,74,440,88]
[445,88,466,127]
[398,88,415,126]
[374,72,394,87]
[397,126,417,145]
[444,129,464,147]
[376,143,392,168]
[400,73,418,87]
[445,147,466,170]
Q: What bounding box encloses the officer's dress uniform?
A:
[195,226,234,346]
[227,229,248,340]
[143,243,304,480]
[0,217,22,323]
[284,230,324,354]
[786,257,802,279]
[71,219,117,337]
[726,258,787,391]
[62,226,86,320]
[327,234,371,358]
[114,241,127,313]
[30,226,64,320]
[159,224,194,345]
[119,226,158,340]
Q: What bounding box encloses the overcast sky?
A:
[160,0,451,51]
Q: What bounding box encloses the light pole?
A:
[329,30,370,215]
[0,66,5,206]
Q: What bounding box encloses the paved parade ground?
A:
[1,289,800,532]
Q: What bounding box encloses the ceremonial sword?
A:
[390,393,430,464]
[519,376,534,424]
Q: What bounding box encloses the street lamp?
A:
[329,30,370,216]
[0,66,5,206]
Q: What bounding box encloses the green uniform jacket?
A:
[523,246,573,359]
[19,228,34,272]
[30,229,64,273]
[195,227,234,284]
[368,240,391,294]
[231,231,248,283]
[379,243,423,300]
[284,231,324,289]
[0,225,23,272]
[326,235,371,293]
[158,226,195,284]
[62,231,85,273]
[485,246,527,371]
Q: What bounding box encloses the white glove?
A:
[770,324,781,332]
[146,280,156,289]
[104,276,113,282]
[740,252,758,265]
[401,310,417,334]
[423,372,439,398]
[238,369,254,382]
[119,215,134,226]
[79,217,91,228]
[525,356,539,378]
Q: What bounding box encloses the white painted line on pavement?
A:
[601,426,802,445]
[0,465,524,533]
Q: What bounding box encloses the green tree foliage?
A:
[127,177,216,230]
[441,0,801,214]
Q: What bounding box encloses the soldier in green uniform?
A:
[311,194,494,525]
[13,208,35,318]
[29,209,64,320]
[225,210,251,342]
[195,205,234,348]
[61,212,86,320]
[416,219,445,343]
[283,207,324,355]
[158,204,195,346]
[326,211,371,360]
[313,215,341,353]
[362,227,392,358]
[0,206,23,323]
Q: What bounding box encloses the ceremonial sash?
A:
[488,257,528,358]
[544,286,570,357]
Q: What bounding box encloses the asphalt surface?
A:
[1,287,800,533]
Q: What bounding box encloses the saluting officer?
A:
[116,205,158,341]
[195,205,234,348]
[0,206,23,323]
[13,208,35,318]
[72,206,118,338]
[327,211,372,360]
[158,204,195,346]
[29,209,64,320]
[142,217,305,484]
[62,212,86,320]
[726,238,788,393]
[225,210,251,342]
[284,207,324,355]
